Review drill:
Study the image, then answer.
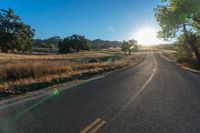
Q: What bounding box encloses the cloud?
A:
[108,26,115,32]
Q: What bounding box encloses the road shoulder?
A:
[159,51,200,74]
[0,54,148,109]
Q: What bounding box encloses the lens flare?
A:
[133,27,162,46]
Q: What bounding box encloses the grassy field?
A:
[0,50,115,61]
[0,50,146,99]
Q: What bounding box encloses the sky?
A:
[0,0,168,44]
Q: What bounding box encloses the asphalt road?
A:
[1,53,200,133]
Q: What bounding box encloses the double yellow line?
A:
[80,118,106,133]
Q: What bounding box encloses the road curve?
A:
[1,53,200,133]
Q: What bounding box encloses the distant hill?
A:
[33,36,122,50]
[33,36,62,49]
[88,39,122,49]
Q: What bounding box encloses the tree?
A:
[154,0,200,67]
[58,37,71,53]
[69,34,88,52]
[81,43,91,50]
[121,41,129,54]
[121,39,138,55]
[0,8,34,53]
[128,39,138,54]
[58,34,91,54]
[0,8,18,52]
[14,23,35,53]
[176,34,193,58]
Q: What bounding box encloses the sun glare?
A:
[133,27,161,46]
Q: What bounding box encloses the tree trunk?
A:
[76,47,79,52]
[190,43,200,68]
[183,24,200,68]
[128,50,131,55]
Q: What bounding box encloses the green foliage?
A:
[155,0,200,39]
[121,41,129,54]
[0,8,34,53]
[155,0,200,67]
[121,39,138,55]
[82,43,92,50]
[175,34,193,58]
[58,37,70,53]
[69,34,88,52]
[58,34,91,53]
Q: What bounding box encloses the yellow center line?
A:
[90,120,106,133]
[80,118,102,133]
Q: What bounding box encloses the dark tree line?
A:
[88,39,122,49]
[58,35,125,53]
[34,37,123,50]
[0,8,34,53]
[58,34,91,53]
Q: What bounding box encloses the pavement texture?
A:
[1,53,200,133]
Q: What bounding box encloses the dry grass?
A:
[161,51,198,69]
[0,51,146,98]
[0,61,128,90]
[161,51,177,62]
[0,61,74,82]
[0,51,112,62]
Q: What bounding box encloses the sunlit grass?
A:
[0,50,146,97]
[0,50,112,62]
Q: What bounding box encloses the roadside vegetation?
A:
[155,0,200,70]
[154,43,199,69]
[161,51,198,69]
[0,51,145,98]
[0,8,142,99]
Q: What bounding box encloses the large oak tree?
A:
[0,8,34,53]
[155,0,200,67]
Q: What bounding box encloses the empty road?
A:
[1,53,200,133]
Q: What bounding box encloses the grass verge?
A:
[0,52,146,99]
[161,51,199,71]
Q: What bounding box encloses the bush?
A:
[177,56,198,69]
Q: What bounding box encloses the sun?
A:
[133,27,161,46]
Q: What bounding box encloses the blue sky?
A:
[0,0,165,43]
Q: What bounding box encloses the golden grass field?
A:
[0,50,112,61]
[0,50,146,98]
